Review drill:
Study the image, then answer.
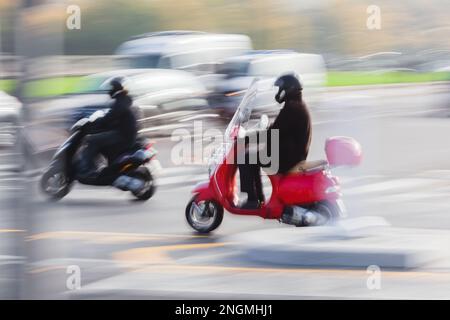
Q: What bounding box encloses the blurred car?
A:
[0,90,22,147]
[115,31,253,91]
[209,50,327,118]
[115,31,252,74]
[35,68,214,137]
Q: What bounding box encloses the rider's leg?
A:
[238,163,257,201]
[253,165,265,203]
[79,131,122,178]
[238,163,261,209]
[78,140,98,177]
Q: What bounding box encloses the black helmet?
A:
[274,73,303,104]
[100,76,127,97]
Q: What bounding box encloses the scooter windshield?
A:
[207,79,262,177]
[224,79,259,142]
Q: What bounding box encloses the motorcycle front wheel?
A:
[185,196,224,233]
[40,165,72,201]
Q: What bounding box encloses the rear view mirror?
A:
[238,126,247,139]
[258,114,269,130]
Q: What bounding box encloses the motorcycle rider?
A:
[238,73,312,209]
[78,76,144,192]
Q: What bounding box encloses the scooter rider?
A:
[78,76,144,193]
[238,73,312,209]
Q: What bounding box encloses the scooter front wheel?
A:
[40,165,72,201]
[185,196,223,233]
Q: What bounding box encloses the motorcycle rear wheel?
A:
[185,196,223,233]
[127,166,156,201]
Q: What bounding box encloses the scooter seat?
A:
[113,154,132,165]
[289,160,328,173]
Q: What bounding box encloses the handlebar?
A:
[70,118,89,133]
[70,109,107,133]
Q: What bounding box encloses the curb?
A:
[225,218,450,269]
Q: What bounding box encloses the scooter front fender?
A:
[192,180,216,202]
[52,131,82,161]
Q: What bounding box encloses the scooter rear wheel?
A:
[127,167,156,201]
[312,201,341,224]
[185,196,223,233]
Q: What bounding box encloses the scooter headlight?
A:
[325,185,340,194]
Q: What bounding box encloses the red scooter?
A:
[185,80,362,233]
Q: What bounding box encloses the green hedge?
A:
[327,71,450,87]
[1,72,449,98]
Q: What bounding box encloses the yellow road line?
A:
[132,263,450,280]
[113,242,231,267]
[28,265,66,274]
[0,229,25,233]
[26,230,209,242]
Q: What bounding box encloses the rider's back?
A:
[269,99,311,174]
[97,91,138,146]
[112,93,137,144]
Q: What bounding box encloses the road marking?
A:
[26,230,209,242]
[157,174,208,187]
[417,169,450,180]
[338,175,385,185]
[28,258,122,274]
[160,166,205,176]
[345,178,442,196]
[378,190,450,203]
[131,264,450,280]
[113,243,231,267]
[29,265,66,274]
[0,229,25,233]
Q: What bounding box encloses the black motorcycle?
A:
[40,111,157,201]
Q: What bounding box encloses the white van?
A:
[211,50,327,117]
[115,31,253,75]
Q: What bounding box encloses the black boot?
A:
[239,200,260,210]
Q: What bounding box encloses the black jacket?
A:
[266,99,312,174]
[93,90,138,145]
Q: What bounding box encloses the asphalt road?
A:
[1,82,450,299]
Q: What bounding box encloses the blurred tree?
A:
[63,0,161,54]
[1,0,448,58]
[0,0,18,54]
